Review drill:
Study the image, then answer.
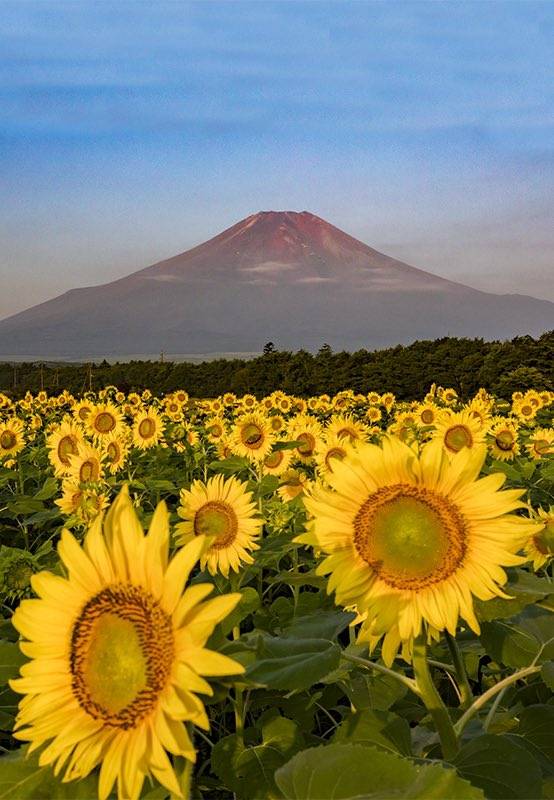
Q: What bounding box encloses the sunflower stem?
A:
[342,652,419,694]
[445,631,473,709]
[454,665,540,736]
[229,576,245,745]
[412,636,459,760]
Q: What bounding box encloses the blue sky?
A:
[1,0,553,318]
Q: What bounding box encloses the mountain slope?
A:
[1,211,552,356]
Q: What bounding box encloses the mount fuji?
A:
[1,211,552,357]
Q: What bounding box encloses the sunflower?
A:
[87,403,124,441]
[0,418,25,460]
[262,447,292,476]
[56,478,109,523]
[526,428,554,460]
[176,475,262,577]
[297,437,539,666]
[268,414,286,435]
[132,409,165,450]
[46,420,85,477]
[277,468,311,502]
[72,399,94,424]
[388,412,418,445]
[67,443,105,484]
[524,507,554,570]
[366,406,382,424]
[11,488,243,800]
[414,403,439,428]
[174,390,189,405]
[231,413,274,462]
[215,436,234,460]
[315,436,351,480]
[466,399,493,432]
[276,395,293,414]
[261,395,276,413]
[205,416,227,443]
[488,420,520,461]
[431,409,485,457]
[381,392,396,411]
[208,398,224,415]
[326,414,369,444]
[439,387,458,406]
[512,398,537,424]
[287,415,322,464]
[102,433,130,475]
[163,398,184,422]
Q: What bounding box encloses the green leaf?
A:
[255,475,280,497]
[480,606,554,667]
[282,609,355,641]
[475,569,553,622]
[34,477,58,501]
[541,661,554,690]
[0,642,26,685]
[212,716,304,799]
[511,704,554,776]
[146,479,177,492]
[332,708,412,756]
[275,743,484,799]
[453,733,542,799]
[0,748,98,799]
[208,456,249,475]
[7,498,45,515]
[245,636,340,691]
[342,672,408,711]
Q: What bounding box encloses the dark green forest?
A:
[1,332,552,401]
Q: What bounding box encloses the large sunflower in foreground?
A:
[297,437,540,666]
[11,487,243,800]
[176,475,262,576]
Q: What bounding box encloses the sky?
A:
[1,0,553,320]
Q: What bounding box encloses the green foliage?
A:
[275,743,485,799]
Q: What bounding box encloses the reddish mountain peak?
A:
[138,210,462,292]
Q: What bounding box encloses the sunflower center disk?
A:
[70,585,174,729]
[444,425,473,452]
[297,433,316,456]
[79,460,97,482]
[194,500,238,549]
[58,436,77,464]
[0,432,16,449]
[353,485,467,589]
[95,413,115,433]
[242,424,263,447]
[264,451,284,468]
[495,431,514,451]
[138,419,156,438]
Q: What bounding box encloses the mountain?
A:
[1,211,552,357]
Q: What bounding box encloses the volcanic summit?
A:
[1,211,552,357]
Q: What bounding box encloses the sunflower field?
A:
[0,384,552,800]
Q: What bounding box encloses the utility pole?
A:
[160,351,165,364]
[40,363,44,391]
[88,363,93,392]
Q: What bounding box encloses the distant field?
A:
[0,352,260,364]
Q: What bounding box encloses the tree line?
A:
[1,331,552,401]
